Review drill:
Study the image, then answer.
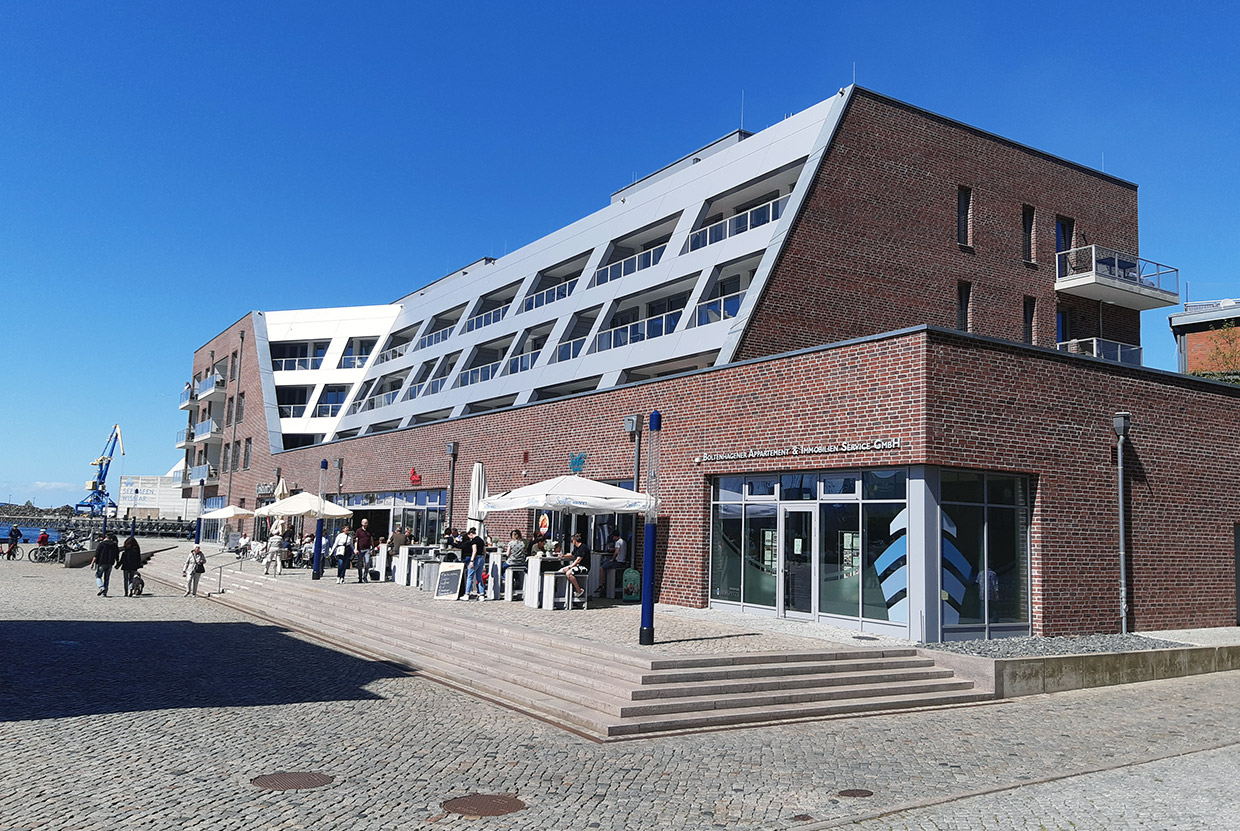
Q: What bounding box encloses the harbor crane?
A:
[75,424,124,516]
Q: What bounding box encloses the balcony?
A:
[182,463,219,486]
[457,360,502,388]
[338,353,371,369]
[416,326,453,351]
[277,404,307,418]
[522,280,577,313]
[424,377,448,396]
[346,390,400,416]
[272,356,324,371]
[196,374,226,401]
[175,428,193,449]
[1055,245,1179,310]
[313,403,343,418]
[594,310,683,354]
[373,342,411,366]
[553,336,587,363]
[1057,337,1142,366]
[192,418,221,443]
[688,194,790,252]
[462,305,509,334]
[507,350,541,375]
[178,386,193,409]
[695,289,747,326]
[593,244,667,288]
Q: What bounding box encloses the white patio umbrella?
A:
[199,504,255,520]
[479,475,656,516]
[467,461,487,537]
[273,477,291,501]
[255,491,353,519]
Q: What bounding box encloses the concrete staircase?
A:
[143,552,991,740]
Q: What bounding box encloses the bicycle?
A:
[4,543,23,561]
[28,544,55,563]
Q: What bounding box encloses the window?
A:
[233,441,241,472]
[225,397,235,427]
[957,281,972,332]
[1055,216,1075,276]
[236,392,245,423]
[957,186,973,246]
[1021,205,1035,261]
[1023,297,1036,345]
[243,438,252,470]
[221,444,231,473]
[229,350,238,381]
[1056,309,1069,344]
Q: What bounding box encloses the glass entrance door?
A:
[779,507,816,618]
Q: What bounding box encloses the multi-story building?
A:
[1169,298,1240,377]
[178,86,1240,642]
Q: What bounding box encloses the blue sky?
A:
[2,1,1237,509]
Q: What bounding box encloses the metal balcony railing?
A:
[688,194,790,252]
[506,350,541,375]
[277,404,307,418]
[175,428,193,445]
[462,305,509,334]
[193,418,220,438]
[272,356,324,371]
[594,309,683,353]
[457,361,502,388]
[522,279,577,313]
[424,377,448,396]
[373,342,411,366]
[346,390,401,416]
[553,336,587,363]
[594,244,667,288]
[313,403,342,417]
[196,375,225,398]
[337,353,371,369]
[695,289,747,326]
[179,387,193,407]
[401,383,424,402]
[184,463,218,485]
[416,326,453,351]
[1056,245,1178,295]
[1057,337,1143,366]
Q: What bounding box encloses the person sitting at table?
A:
[560,533,590,600]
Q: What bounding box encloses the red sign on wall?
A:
[409,468,422,486]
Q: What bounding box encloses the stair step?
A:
[618,678,978,717]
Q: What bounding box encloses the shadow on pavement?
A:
[0,617,407,722]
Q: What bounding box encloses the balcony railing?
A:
[1056,245,1179,294]
[196,375,225,398]
[347,390,401,415]
[175,428,193,445]
[553,336,587,363]
[594,310,683,354]
[522,279,577,313]
[416,326,453,351]
[695,289,747,326]
[337,353,371,369]
[457,360,502,388]
[1057,338,1142,366]
[373,342,411,366]
[277,404,307,418]
[594,244,667,287]
[424,377,448,396]
[689,194,790,252]
[507,350,541,375]
[272,356,324,371]
[193,418,220,438]
[313,403,343,417]
[401,382,425,402]
[462,305,509,334]
[184,463,218,485]
[178,387,193,407]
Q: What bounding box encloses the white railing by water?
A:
[522,279,577,313]
[462,305,509,334]
[688,194,790,252]
[1057,338,1142,366]
[457,361,502,388]
[594,244,667,287]
[695,289,747,326]
[594,309,683,353]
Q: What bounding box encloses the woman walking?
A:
[183,545,207,596]
[331,527,353,584]
[119,535,143,597]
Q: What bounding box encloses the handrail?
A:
[695,289,747,326]
[462,305,510,334]
[506,350,541,375]
[277,404,307,418]
[521,279,577,313]
[553,336,587,363]
[688,194,790,252]
[416,326,454,351]
[346,389,401,415]
[457,360,502,388]
[272,357,324,371]
[594,309,682,353]
[594,244,667,287]
[373,342,412,365]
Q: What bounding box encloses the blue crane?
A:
[76,424,125,516]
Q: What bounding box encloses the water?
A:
[6,526,62,544]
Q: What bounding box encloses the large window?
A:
[940,470,1031,639]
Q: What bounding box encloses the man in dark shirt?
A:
[464,528,487,599]
[561,533,591,599]
[92,533,120,597]
[354,518,373,583]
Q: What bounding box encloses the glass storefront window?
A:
[863,469,906,500]
[711,503,743,602]
[861,504,908,622]
[714,477,743,502]
[820,474,858,498]
[742,504,777,606]
[987,476,1019,505]
[941,504,984,625]
[818,502,860,617]
[780,473,818,500]
[941,470,984,503]
[746,477,777,498]
[987,506,1027,624]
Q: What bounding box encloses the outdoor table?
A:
[525,556,568,609]
[486,549,504,600]
[372,544,390,582]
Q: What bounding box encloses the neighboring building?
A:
[1168,298,1240,377]
[178,86,1240,642]
[117,464,202,520]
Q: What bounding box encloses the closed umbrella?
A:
[467,462,487,538]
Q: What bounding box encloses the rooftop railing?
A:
[695,289,747,326]
[457,360,502,388]
[689,194,790,252]
[594,244,667,288]
[1056,245,1178,295]
[272,356,324,371]
[346,389,401,415]
[594,309,683,354]
[196,375,225,397]
[373,342,412,366]
[522,279,577,313]
[553,336,587,363]
[1057,337,1143,366]
[1183,299,1238,313]
[462,305,509,334]
[277,404,307,418]
[506,350,541,375]
[416,326,454,351]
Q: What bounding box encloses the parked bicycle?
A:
[4,542,23,561]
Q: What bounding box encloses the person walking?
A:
[183,545,207,596]
[354,518,373,583]
[118,535,142,597]
[463,528,488,600]
[91,532,119,596]
[331,527,353,584]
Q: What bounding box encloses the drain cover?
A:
[251,772,334,791]
[442,793,526,817]
[838,788,874,798]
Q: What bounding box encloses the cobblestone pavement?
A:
[3,557,1238,830]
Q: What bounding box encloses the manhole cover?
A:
[251,772,334,791]
[442,793,526,817]
[791,814,814,822]
[838,788,874,798]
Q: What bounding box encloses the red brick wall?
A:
[1183,323,1240,374]
[737,90,1142,359]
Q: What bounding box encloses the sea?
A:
[7,526,63,544]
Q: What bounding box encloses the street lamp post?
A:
[446,442,459,532]
[312,459,328,579]
[1113,412,1131,634]
[639,410,662,645]
[195,478,205,544]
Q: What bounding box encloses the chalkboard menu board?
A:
[434,562,464,600]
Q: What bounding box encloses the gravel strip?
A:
[918,633,1192,659]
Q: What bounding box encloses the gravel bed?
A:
[918,633,1191,659]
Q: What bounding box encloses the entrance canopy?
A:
[254,492,353,519]
[480,475,656,516]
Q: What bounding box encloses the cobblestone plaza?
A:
[3,556,1238,830]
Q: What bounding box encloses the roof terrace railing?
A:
[594,244,667,288]
[688,194,790,252]
[522,279,577,313]
[1057,337,1142,366]
[1056,245,1178,295]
